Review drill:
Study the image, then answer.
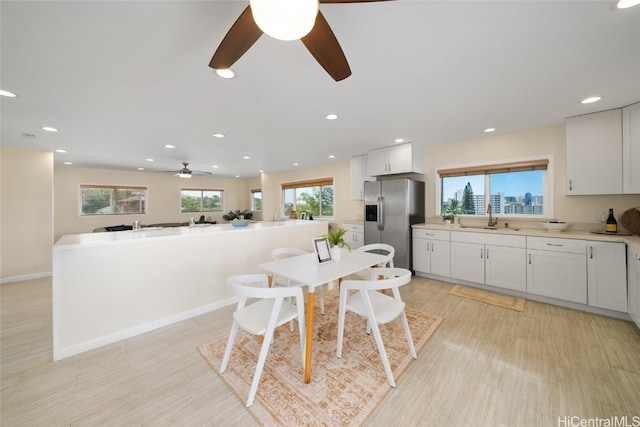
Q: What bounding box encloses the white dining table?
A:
[258,249,389,384]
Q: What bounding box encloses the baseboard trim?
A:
[53,296,238,361]
[1,272,52,284]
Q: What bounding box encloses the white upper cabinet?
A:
[623,102,640,194]
[350,155,372,200]
[565,109,623,195]
[367,142,423,176]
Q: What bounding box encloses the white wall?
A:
[54,167,250,241]
[260,160,362,227]
[1,146,54,281]
[424,125,640,225]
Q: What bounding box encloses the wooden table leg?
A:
[304,291,315,384]
[268,274,273,288]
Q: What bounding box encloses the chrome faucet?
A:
[487,203,498,227]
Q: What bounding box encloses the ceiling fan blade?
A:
[301,11,351,81]
[209,6,263,69]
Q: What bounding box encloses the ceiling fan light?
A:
[178,172,192,178]
[617,0,640,8]
[250,0,318,41]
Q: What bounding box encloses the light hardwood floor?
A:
[2,276,639,426]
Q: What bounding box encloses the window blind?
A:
[281,178,333,190]
[437,159,548,178]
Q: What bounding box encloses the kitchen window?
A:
[80,185,147,216]
[282,178,333,218]
[181,189,224,213]
[251,189,262,211]
[437,158,552,218]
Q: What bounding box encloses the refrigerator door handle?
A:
[377,196,384,231]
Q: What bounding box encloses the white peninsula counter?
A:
[52,220,328,360]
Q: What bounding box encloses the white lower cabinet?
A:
[527,237,587,304]
[627,246,640,329]
[343,223,364,250]
[587,241,627,312]
[450,232,526,291]
[413,229,450,277]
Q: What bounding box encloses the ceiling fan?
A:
[209,0,392,82]
[173,162,213,178]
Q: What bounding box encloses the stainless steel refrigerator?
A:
[364,179,425,271]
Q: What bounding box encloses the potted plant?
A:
[442,199,461,225]
[222,209,253,222]
[322,226,351,260]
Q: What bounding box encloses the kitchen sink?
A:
[460,226,520,231]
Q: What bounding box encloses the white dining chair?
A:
[270,247,325,315]
[220,274,306,407]
[344,243,395,281]
[336,267,416,387]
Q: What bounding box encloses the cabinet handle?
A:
[486,248,489,259]
[546,243,564,247]
[528,254,532,265]
[590,246,593,259]
[431,242,434,252]
[569,179,573,191]
[480,248,483,259]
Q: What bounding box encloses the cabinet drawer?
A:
[342,223,364,233]
[413,229,450,241]
[451,231,525,248]
[527,236,586,254]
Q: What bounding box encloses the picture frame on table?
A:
[312,237,333,264]
[299,211,308,220]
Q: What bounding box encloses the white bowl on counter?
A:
[541,221,569,231]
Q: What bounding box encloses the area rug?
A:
[448,285,526,312]
[197,289,443,426]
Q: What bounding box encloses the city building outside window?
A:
[438,159,551,218]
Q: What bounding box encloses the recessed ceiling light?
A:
[235,175,240,178]
[259,170,264,173]
[164,144,176,149]
[325,114,338,120]
[617,0,640,8]
[138,167,145,171]
[212,133,225,138]
[42,126,58,132]
[55,149,67,153]
[63,162,73,165]
[212,165,219,168]
[293,163,299,166]
[216,69,235,79]
[0,89,17,98]
[484,128,496,133]
[394,138,404,143]
[242,156,251,159]
[145,158,154,162]
[328,155,335,159]
[581,96,602,104]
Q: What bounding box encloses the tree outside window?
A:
[181,189,223,213]
[282,178,333,218]
[439,159,548,217]
[81,185,147,215]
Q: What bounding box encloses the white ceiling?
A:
[2,0,639,178]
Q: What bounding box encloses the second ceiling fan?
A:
[209,0,391,82]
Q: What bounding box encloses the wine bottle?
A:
[605,208,617,233]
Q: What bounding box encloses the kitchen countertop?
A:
[54,220,322,249]
[412,222,640,248]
